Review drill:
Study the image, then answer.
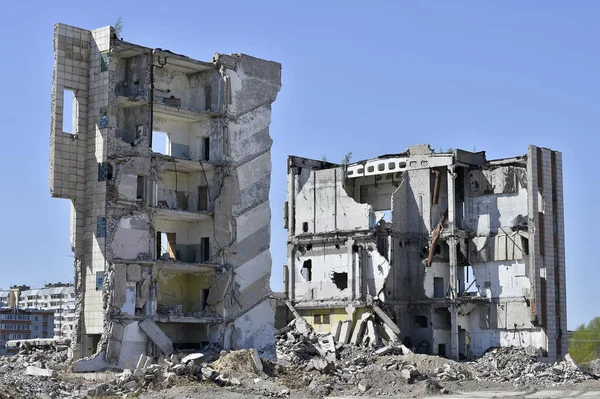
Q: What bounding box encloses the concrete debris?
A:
[139,318,174,355]
[465,346,590,386]
[0,337,596,398]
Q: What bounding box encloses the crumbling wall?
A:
[294,167,373,235]
[206,54,281,357]
[389,170,430,300]
[294,243,351,301]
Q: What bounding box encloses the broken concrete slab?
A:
[206,272,230,306]
[350,313,371,345]
[339,320,352,344]
[73,351,113,372]
[182,353,205,364]
[330,320,342,341]
[112,265,127,309]
[139,319,173,355]
[363,319,377,347]
[372,304,401,335]
[250,348,264,373]
[26,366,57,378]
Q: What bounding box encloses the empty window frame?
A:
[433,277,445,298]
[96,217,106,238]
[152,131,170,155]
[198,186,208,211]
[301,259,312,281]
[202,137,210,161]
[62,89,76,134]
[95,271,105,290]
[136,175,145,201]
[156,232,177,260]
[98,162,113,181]
[415,315,428,328]
[200,237,210,262]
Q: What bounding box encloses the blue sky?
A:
[1,1,598,329]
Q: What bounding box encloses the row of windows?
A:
[0,324,30,330]
[0,315,30,320]
[8,333,29,340]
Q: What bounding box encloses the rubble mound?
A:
[212,349,263,378]
[467,346,589,386]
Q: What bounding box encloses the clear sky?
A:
[1,1,598,329]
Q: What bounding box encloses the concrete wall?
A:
[294,167,373,235]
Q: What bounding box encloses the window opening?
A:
[203,137,210,161]
[200,289,209,311]
[301,259,312,281]
[95,271,105,290]
[96,217,106,238]
[62,89,76,134]
[331,272,348,290]
[136,175,145,201]
[434,277,445,298]
[302,222,309,233]
[152,131,170,155]
[198,186,208,211]
[314,313,330,325]
[415,315,428,328]
[157,232,176,260]
[201,237,210,262]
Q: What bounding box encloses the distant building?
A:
[20,284,75,339]
[0,308,54,355]
[0,283,76,340]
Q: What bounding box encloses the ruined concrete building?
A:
[284,145,567,361]
[48,23,281,368]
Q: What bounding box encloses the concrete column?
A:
[348,239,356,300]
[447,165,459,360]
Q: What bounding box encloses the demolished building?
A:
[283,144,567,361]
[48,23,281,368]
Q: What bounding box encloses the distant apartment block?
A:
[0,283,75,340]
[0,308,54,355]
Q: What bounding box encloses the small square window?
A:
[100,52,109,72]
[96,217,106,238]
[99,109,109,128]
[96,271,105,290]
[98,162,107,181]
[314,315,322,324]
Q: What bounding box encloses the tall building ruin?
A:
[283,145,567,361]
[49,23,281,368]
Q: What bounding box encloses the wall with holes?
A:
[294,244,351,301]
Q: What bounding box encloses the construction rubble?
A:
[0,327,597,398]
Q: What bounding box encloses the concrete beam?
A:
[139,318,173,355]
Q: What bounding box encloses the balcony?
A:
[153,101,221,123]
[154,208,212,223]
[154,259,221,274]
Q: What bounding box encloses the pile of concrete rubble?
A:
[0,326,596,398]
[0,338,86,399]
[274,315,593,393]
[467,346,590,386]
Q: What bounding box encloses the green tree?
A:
[569,317,600,364]
[114,16,123,37]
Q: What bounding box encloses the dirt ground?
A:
[136,376,600,399]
